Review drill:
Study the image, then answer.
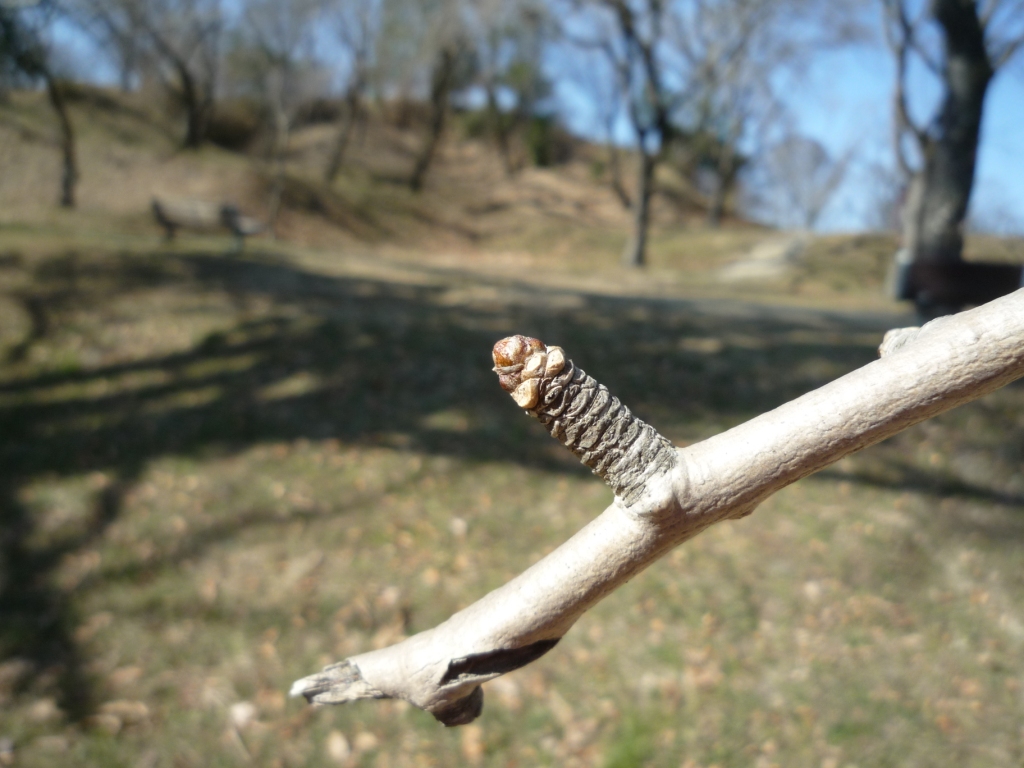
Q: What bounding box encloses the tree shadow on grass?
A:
[0,244,990,722]
[0,468,139,722]
[821,445,1024,544]
[823,460,1024,510]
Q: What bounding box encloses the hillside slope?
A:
[2,86,1021,308]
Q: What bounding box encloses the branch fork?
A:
[292,291,1024,725]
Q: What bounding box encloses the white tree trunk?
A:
[292,290,1024,726]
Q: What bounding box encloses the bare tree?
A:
[563,0,679,268]
[466,0,551,176]
[747,134,852,230]
[406,3,476,192]
[371,0,421,111]
[371,0,476,191]
[562,45,632,207]
[676,1,767,227]
[323,0,381,182]
[884,0,1024,265]
[563,0,829,265]
[237,0,322,235]
[671,0,843,228]
[61,0,142,91]
[468,0,515,174]
[144,0,223,149]
[292,291,1024,726]
[76,0,223,148]
[0,0,78,207]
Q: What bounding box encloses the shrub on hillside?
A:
[291,98,344,129]
[60,81,124,112]
[383,98,433,130]
[206,99,263,151]
[458,107,490,140]
[526,115,574,167]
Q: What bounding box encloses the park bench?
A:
[889,247,1024,314]
[151,197,264,249]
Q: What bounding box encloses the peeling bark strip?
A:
[492,335,676,507]
[442,639,561,685]
[292,291,1024,726]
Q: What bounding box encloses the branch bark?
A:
[292,290,1024,726]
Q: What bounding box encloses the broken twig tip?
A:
[288,660,385,705]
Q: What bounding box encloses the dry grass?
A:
[1,90,1024,768]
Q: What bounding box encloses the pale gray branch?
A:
[292,290,1024,726]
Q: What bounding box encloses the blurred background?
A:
[1,0,1023,766]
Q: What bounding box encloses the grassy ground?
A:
[1,227,1023,768]
[2,89,1024,767]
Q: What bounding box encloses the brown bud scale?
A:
[492,337,676,506]
[491,335,544,393]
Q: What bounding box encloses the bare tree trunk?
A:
[175,61,209,150]
[902,0,992,265]
[266,109,289,240]
[707,132,742,228]
[622,148,655,268]
[484,81,514,176]
[409,47,456,193]
[292,291,1024,726]
[707,167,740,229]
[590,0,671,266]
[42,72,77,208]
[131,9,219,150]
[707,178,726,228]
[607,141,631,209]
[2,11,78,206]
[324,83,362,183]
[117,38,139,93]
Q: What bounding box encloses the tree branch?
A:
[292,290,1024,726]
[883,0,929,169]
[991,33,1024,69]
